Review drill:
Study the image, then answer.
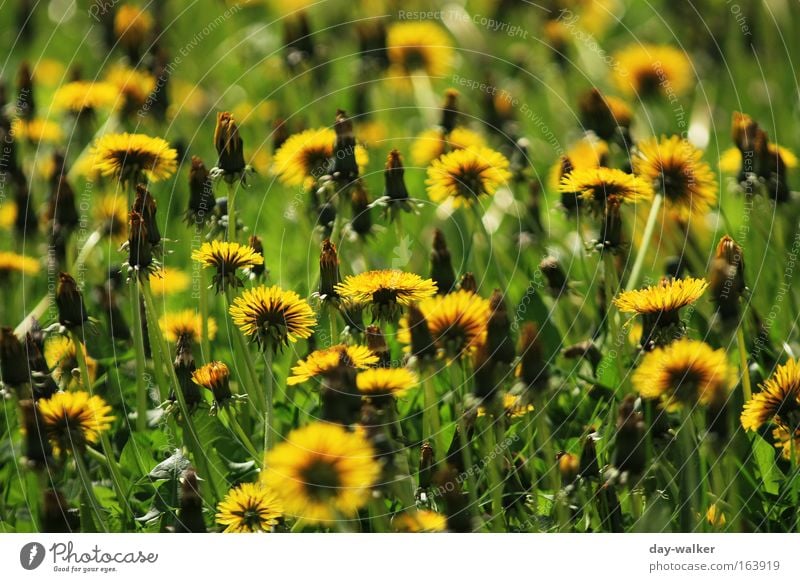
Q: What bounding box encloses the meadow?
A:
[1,0,799,533]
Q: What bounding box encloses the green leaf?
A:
[750,433,781,495]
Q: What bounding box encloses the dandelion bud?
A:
[186,156,214,226]
[283,11,315,70]
[133,184,161,246]
[47,175,79,233]
[516,322,549,393]
[192,361,231,406]
[214,112,245,176]
[557,452,580,484]
[406,304,437,361]
[25,328,57,401]
[13,173,38,237]
[365,325,391,367]
[19,399,51,467]
[332,110,359,183]
[613,394,646,477]
[176,469,206,533]
[127,211,153,271]
[173,335,200,410]
[578,88,632,143]
[458,272,477,293]
[732,111,758,153]
[419,442,434,489]
[319,357,361,425]
[430,229,456,295]
[487,289,515,364]
[349,181,373,236]
[600,200,624,252]
[42,489,78,533]
[709,235,745,322]
[1,327,29,387]
[55,272,87,329]
[16,61,35,120]
[432,467,472,533]
[440,88,459,134]
[539,256,568,298]
[579,432,600,479]
[318,239,340,300]
[383,150,411,214]
[472,344,498,401]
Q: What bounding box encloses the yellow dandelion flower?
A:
[38,391,114,452]
[192,361,232,404]
[548,136,609,190]
[261,422,381,524]
[216,482,284,533]
[718,145,797,174]
[149,267,191,297]
[43,335,97,390]
[356,367,418,398]
[159,310,218,343]
[426,146,511,207]
[387,22,453,83]
[11,118,63,145]
[114,4,153,48]
[229,285,316,351]
[94,195,128,242]
[633,136,717,220]
[632,339,734,409]
[772,425,800,463]
[52,81,119,114]
[33,59,64,87]
[705,504,727,528]
[287,344,378,386]
[191,241,264,292]
[335,270,437,321]
[0,201,17,230]
[613,44,692,98]
[398,289,491,358]
[410,127,487,167]
[477,392,535,418]
[559,166,653,211]
[105,65,156,109]
[89,132,177,183]
[0,251,40,277]
[741,357,800,432]
[272,127,368,187]
[394,510,447,532]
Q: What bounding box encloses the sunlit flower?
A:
[216,482,284,533]
[559,166,653,212]
[426,147,511,207]
[149,267,191,296]
[191,241,264,293]
[335,270,437,321]
[718,146,798,174]
[741,357,800,432]
[613,44,692,98]
[411,127,486,167]
[192,361,232,404]
[633,136,717,220]
[11,118,63,145]
[287,344,378,386]
[772,425,800,463]
[272,127,368,187]
[356,367,417,398]
[393,510,447,532]
[89,132,177,183]
[52,81,119,114]
[114,4,153,49]
[94,195,128,242]
[633,339,733,409]
[229,285,316,351]
[105,65,157,110]
[44,335,97,390]
[159,310,218,343]
[478,393,535,418]
[548,136,609,190]
[386,22,453,83]
[38,391,114,452]
[261,422,381,524]
[0,251,40,277]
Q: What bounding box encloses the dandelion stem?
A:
[73,451,107,532]
[199,277,211,361]
[130,277,149,433]
[482,412,506,532]
[678,411,700,531]
[224,287,264,416]
[736,325,752,401]
[422,371,444,457]
[263,351,274,453]
[625,193,663,291]
[223,407,261,464]
[226,182,237,242]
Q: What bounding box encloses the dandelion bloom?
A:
[11,119,63,145]
[38,391,114,452]
[89,132,177,183]
[393,510,447,532]
[0,251,40,277]
[149,267,191,296]
[398,290,491,359]
[114,4,153,48]
[216,482,284,533]
[94,195,128,242]
[426,147,511,207]
[335,269,437,322]
[612,44,692,98]
[633,135,717,220]
[229,285,316,351]
[191,241,264,293]
[52,81,118,114]
[159,310,218,343]
[387,22,453,81]
[632,339,733,409]
[262,422,381,524]
[741,357,800,432]
[356,367,418,398]
[105,65,156,110]
[287,344,378,386]
[191,361,232,404]
[478,393,535,419]
[411,127,486,167]
[548,136,609,190]
[559,166,653,212]
[272,127,368,187]
[43,335,97,390]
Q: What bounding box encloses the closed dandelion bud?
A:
[55,272,87,329]
[176,469,206,533]
[458,272,477,293]
[579,432,600,479]
[600,200,624,252]
[487,289,515,365]
[1,327,30,387]
[419,442,434,489]
[472,344,498,401]
[732,111,758,154]
[48,175,79,232]
[613,394,646,477]
[214,112,245,176]
[50,151,68,189]
[523,181,543,236]
[19,399,51,467]
[186,156,214,226]
[173,335,200,410]
[359,403,394,460]
[283,11,315,69]
[127,211,153,270]
[350,182,373,236]
[332,110,359,183]
[246,235,266,278]
[430,229,456,295]
[432,467,472,533]
[42,489,78,533]
[406,304,437,361]
[710,235,745,322]
[557,452,580,483]
[133,185,161,246]
[319,358,361,425]
[16,61,35,120]
[317,201,337,237]
[272,117,289,152]
[516,322,549,392]
[383,150,411,214]
[440,88,459,134]
[539,256,568,298]
[191,361,231,406]
[578,88,632,143]
[13,174,38,236]
[25,329,58,401]
[319,239,340,300]
[365,325,391,367]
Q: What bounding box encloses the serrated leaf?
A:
[148,449,190,480]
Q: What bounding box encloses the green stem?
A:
[130,278,148,433]
[625,193,663,291]
[73,451,107,532]
[482,413,506,532]
[223,407,261,464]
[227,183,237,242]
[678,412,700,531]
[140,283,169,402]
[263,351,274,453]
[225,288,263,416]
[199,276,211,360]
[423,372,444,457]
[736,325,752,401]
